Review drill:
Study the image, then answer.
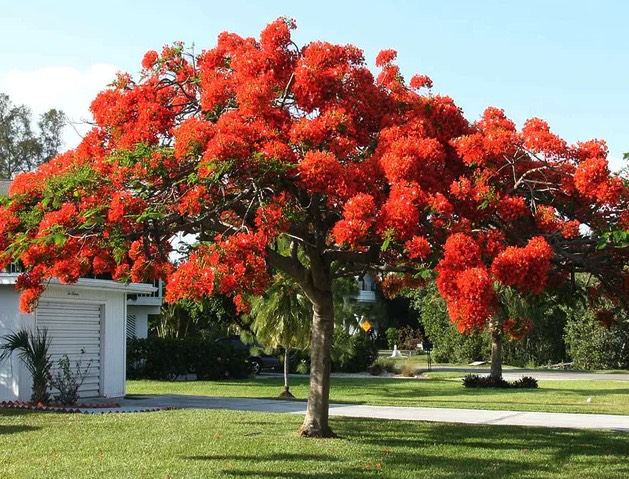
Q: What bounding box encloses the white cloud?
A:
[0,64,119,149]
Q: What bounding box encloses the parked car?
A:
[215,335,281,374]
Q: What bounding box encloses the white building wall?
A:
[0,286,34,402]
[126,305,160,339]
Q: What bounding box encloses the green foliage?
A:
[152,295,236,339]
[564,309,629,370]
[49,353,92,406]
[126,337,250,380]
[385,327,399,349]
[501,289,569,367]
[331,276,360,328]
[0,328,52,404]
[246,275,312,351]
[410,282,570,367]
[0,93,65,179]
[330,329,378,372]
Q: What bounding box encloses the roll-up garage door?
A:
[36,301,102,398]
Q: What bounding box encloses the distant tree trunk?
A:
[279,348,295,399]
[490,319,503,380]
[299,290,335,437]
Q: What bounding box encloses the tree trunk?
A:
[490,320,503,380]
[299,292,336,437]
[279,348,295,399]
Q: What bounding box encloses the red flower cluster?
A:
[332,194,377,247]
[574,157,623,204]
[491,237,553,293]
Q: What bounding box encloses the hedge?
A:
[127,337,251,380]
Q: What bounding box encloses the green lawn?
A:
[127,374,629,415]
[2,407,629,478]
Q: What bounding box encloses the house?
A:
[0,179,160,402]
[357,274,377,303]
[126,280,163,339]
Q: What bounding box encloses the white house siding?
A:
[0,285,34,402]
[125,305,158,339]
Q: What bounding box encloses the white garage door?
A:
[37,301,102,398]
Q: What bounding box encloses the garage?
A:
[36,301,103,398]
[0,276,155,402]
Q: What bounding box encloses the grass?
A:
[2,407,629,478]
[127,375,629,415]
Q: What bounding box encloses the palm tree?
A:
[248,274,312,399]
[0,328,52,404]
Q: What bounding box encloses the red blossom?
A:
[491,237,554,293]
[375,49,397,67]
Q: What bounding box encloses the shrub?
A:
[397,325,424,351]
[399,362,418,377]
[49,353,92,406]
[564,309,629,370]
[385,327,399,349]
[331,329,378,373]
[462,374,538,389]
[462,374,508,388]
[368,358,397,376]
[126,337,250,380]
[0,328,52,404]
[512,376,539,389]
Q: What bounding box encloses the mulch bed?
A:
[0,400,177,414]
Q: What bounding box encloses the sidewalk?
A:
[116,394,629,432]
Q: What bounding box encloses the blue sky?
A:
[1,0,627,169]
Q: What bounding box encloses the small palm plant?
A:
[248,274,312,399]
[0,328,53,404]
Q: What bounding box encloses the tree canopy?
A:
[0,93,65,179]
[0,18,627,436]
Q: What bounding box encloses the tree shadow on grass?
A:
[0,424,40,435]
[334,417,629,475]
[183,416,629,479]
[187,453,338,462]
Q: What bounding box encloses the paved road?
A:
[259,368,629,382]
[424,367,629,382]
[113,394,629,432]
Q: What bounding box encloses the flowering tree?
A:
[1,19,628,436]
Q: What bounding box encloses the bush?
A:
[564,309,629,370]
[49,354,91,406]
[462,374,538,389]
[331,329,378,373]
[399,362,418,377]
[385,327,399,349]
[462,374,510,388]
[126,337,250,380]
[512,376,539,389]
[368,358,397,376]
